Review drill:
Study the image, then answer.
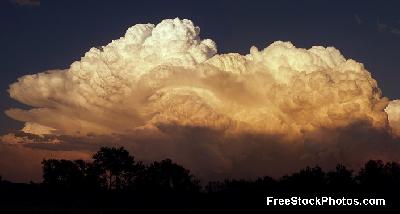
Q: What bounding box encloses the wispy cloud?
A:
[10,0,40,7]
[391,28,400,35]
[377,18,400,35]
[353,15,400,36]
[354,14,363,25]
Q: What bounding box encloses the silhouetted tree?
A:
[205,180,224,193]
[92,147,143,190]
[383,161,400,190]
[207,177,276,195]
[143,159,200,192]
[254,176,277,193]
[280,166,326,191]
[327,164,355,190]
[357,160,386,190]
[219,179,253,194]
[9,155,400,213]
[42,159,86,188]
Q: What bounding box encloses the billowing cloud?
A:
[3,18,400,181]
[386,100,400,137]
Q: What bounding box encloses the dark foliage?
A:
[1,147,399,213]
[141,159,200,193]
[42,159,88,189]
[91,147,144,190]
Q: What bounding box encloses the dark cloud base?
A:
[2,120,399,182]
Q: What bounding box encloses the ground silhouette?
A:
[0,147,399,213]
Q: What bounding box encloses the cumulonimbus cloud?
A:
[3,18,400,180]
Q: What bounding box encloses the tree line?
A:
[1,146,400,213]
[40,147,400,193]
[41,147,200,192]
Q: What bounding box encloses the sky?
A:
[1,0,400,182]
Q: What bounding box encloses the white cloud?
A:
[3,18,400,180]
[386,100,400,137]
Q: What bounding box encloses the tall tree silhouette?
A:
[327,164,355,191]
[357,160,386,190]
[143,159,200,192]
[42,159,86,188]
[280,166,326,191]
[92,147,143,190]
[384,161,400,188]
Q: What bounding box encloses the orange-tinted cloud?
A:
[2,18,400,181]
